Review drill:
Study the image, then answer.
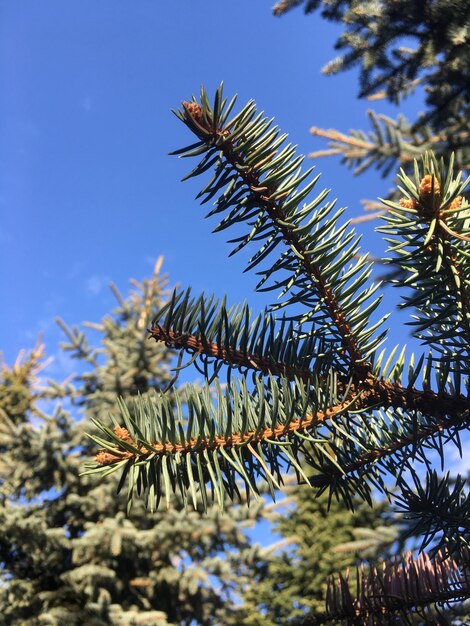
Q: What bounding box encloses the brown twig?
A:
[95,376,470,466]
[148,325,313,383]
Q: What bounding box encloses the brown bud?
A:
[419,174,440,201]
[399,197,416,210]
[182,101,204,126]
[448,196,462,211]
[114,425,134,443]
[412,175,442,219]
[96,450,122,466]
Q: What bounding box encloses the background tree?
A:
[0,261,263,626]
[273,0,470,218]
[89,85,470,624]
[236,488,396,624]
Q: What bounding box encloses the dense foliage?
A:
[2,3,469,624]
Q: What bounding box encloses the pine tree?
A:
[236,488,396,624]
[273,0,470,212]
[0,261,262,626]
[88,84,470,623]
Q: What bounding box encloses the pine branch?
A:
[55,316,99,367]
[150,322,312,382]
[148,289,470,417]
[174,86,387,378]
[310,407,469,494]
[395,471,470,557]
[90,386,469,465]
[273,0,304,17]
[379,154,470,371]
[277,0,470,161]
[148,289,328,383]
[310,112,434,178]
[86,88,469,516]
[85,362,470,512]
[311,113,470,183]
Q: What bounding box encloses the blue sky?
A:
[1,2,424,372]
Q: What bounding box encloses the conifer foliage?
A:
[274,0,470,183]
[236,489,396,624]
[89,85,470,622]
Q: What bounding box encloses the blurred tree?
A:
[236,487,396,624]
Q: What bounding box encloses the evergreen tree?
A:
[259,11,469,622]
[236,488,395,624]
[89,85,470,623]
[271,8,469,619]
[273,0,470,208]
[0,261,262,626]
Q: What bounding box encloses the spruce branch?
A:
[0,338,53,428]
[310,113,470,200]
[273,0,304,17]
[274,1,470,137]
[310,112,437,178]
[279,0,470,237]
[148,289,328,384]
[395,471,470,558]
[148,290,470,417]
[379,153,470,371]
[150,323,312,383]
[309,407,469,497]
[91,385,469,465]
[87,88,469,515]
[173,85,388,378]
[85,365,470,512]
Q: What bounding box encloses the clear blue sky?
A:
[1,1,424,372]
